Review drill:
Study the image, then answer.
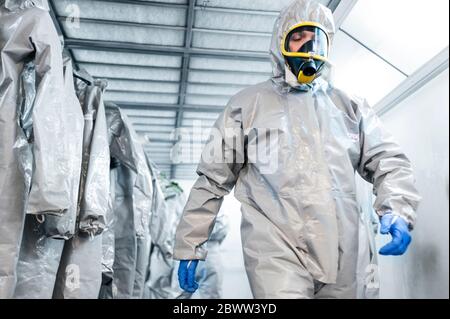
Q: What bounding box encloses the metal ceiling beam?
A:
[332,0,358,29]
[101,77,180,84]
[194,27,271,37]
[140,138,175,144]
[116,102,224,113]
[375,46,449,116]
[171,0,196,179]
[58,16,186,31]
[104,0,288,18]
[195,5,279,17]
[77,60,271,76]
[339,28,409,77]
[132,122,176,128]
[107,89,231,99]
[128,115,177,121]
[59,16,273,37]
[327,0,342,12]
[64,39,270,61]
[85,76,250,88]
[104,0,188,9]
[106,90,178,96]
[109,0,279,16]
[77,61,180,71]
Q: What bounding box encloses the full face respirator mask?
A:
[281,22,330,85]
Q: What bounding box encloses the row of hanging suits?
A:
[0,0,228,299]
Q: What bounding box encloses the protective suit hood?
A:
[270,0,335,91]
[2,0,49,11]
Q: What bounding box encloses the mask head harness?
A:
[281,21,330,84]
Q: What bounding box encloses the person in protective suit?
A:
[174,0,421,299]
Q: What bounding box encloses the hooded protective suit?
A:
[174,0,421,299]
[102,103,153,299]
[0,0,83,298]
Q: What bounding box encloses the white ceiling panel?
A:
[188,70,268,85]
[139,131,175,141]
[106,79,179,94]
[54,0,187,26]
[190,56,271,73]
[132,125,175,133]
[192,31,271,52]
[183,111,221,119]
[143,0,187,4]
[124,110,177,118]
[185,94,230,106]
[62,21,185,46]
[195,0,330,12]
[130,117,176,126]
[80,64,181,82]
[194,10,276,33]
[182,118,216,127]
[341,0,449,75]
[187,83,244,96]
[73,49,182,68]
[330,32,406,106]
[105,91,179,104]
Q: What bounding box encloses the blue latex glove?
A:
[379,214,412,256]
[178,260,199,293]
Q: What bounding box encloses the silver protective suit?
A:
[14,54,84,299]
[52,70,110,299]
[145,179,187,299]
[174,0,421,299]
[0,0,83,298]
[190,212,229,299]
[103,104,153,299]
[354,175,381,299]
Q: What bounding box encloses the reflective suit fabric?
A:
[173,0,421,299]
[147,164,173,258]
[52,76,110,299]
[191,212,229,299]
[98,166,118,299]
[105,104,153,299]
[75,77,110,236]
[0,0,78,298]
[142,162,168,299]
[146,184,186,299]
[110,163,137,298]
[43,54,84,240]
[355,175,380,299]
[13,55,84,299]
[13,216,65,299]
[147,160,169,253]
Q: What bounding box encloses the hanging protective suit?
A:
[102,103,153,299]
[145,179,187,299]
[146,158,169,255]
[52,69,110,299]
[142,159,168,299]
[14,53,85,299]
[98,158,120,299]
[174,0,421,299]
[0,0,83,298]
